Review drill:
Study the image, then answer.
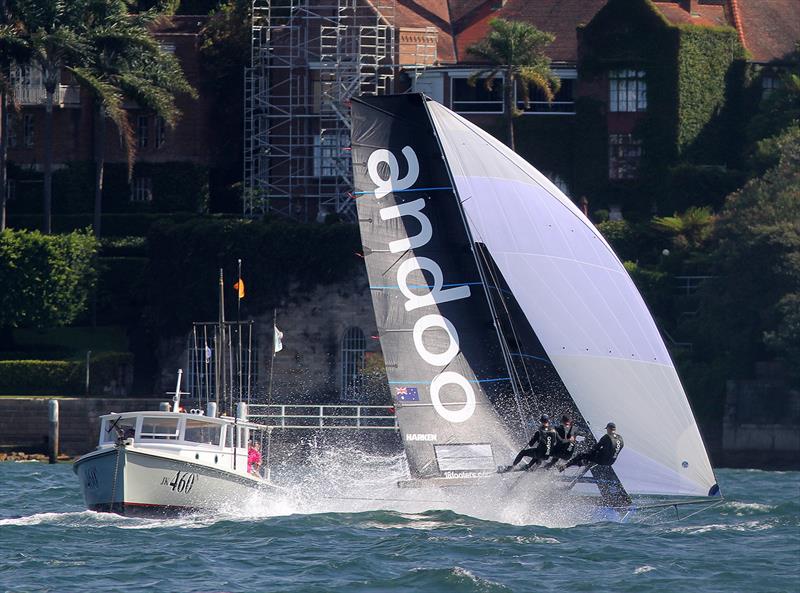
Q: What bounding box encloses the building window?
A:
[6,180,16,202]
[155,116,166,148]
[609,134,642,180]
[761,75,781,100]
[314,133,348,178]
[8,117,18,148]
[137,115,149,148]
[340,327,366,401]
[609,69,646,112]
[451,77,503,113]
[519,79,575,114]
[23,114,34,147]
[131,177,153,202]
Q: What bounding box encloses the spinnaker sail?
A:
[351,93,719,502]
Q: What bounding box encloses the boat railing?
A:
[247,404,398,431]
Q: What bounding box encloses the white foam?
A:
[634,565,656,574]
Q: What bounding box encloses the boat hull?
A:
[74,446,275,516]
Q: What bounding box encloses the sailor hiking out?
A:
[499,415,562,473]
[559,422,624,472]
[544,415,578,469]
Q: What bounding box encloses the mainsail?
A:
[351,94,519,479]
[352,93,719,501]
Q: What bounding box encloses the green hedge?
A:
[0,229,99,329]
[7,212,203,236]
[0,352,134,395]
[0,360,83,395]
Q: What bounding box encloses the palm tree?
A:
[1,0,90,234]
[70,3,195,236]
[652,206,715,251]
[1,0,194,235]
[467,18,560,152]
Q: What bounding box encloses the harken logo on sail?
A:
[367,145,476,424]
[406,433,437,441]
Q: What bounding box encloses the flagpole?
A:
[268,308,276,405]
[218,268,226,413]
[237,258,243,407]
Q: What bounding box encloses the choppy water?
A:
[1,449,798,593]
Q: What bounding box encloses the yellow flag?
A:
[234,278,245,299]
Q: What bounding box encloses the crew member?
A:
[247,441,262,474]
[499,415,560,472]
[544,415,577,469]
[559,422,623,471]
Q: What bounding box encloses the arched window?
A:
[340,327,366,401]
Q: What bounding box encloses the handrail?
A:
[247,404,398,431]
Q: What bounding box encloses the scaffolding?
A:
[244,0,397,221]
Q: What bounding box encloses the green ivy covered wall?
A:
[575,0,746,217]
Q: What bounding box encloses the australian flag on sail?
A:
[395,387,419,402]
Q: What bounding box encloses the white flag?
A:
[205,345,212,363]
[273,325,283,354]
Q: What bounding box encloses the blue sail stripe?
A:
[511,352,552,364]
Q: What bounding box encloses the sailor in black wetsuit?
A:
[558,422,624,472]
[544,415,578,469]
[498,415,560,472]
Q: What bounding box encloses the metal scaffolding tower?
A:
[244,0,396,221]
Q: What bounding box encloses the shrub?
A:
[0,229,99,329]
[0,360,83,395]
[0,352,134,396]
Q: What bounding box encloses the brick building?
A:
[5,16,212,215]
[5,1,797,222]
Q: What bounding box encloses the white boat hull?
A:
[74,445,278,516]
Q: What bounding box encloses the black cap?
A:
[606,422,616,430]
[540,414,550,423]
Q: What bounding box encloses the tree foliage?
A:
[652,206,715,251]
[695,134,800,378]
[0,229,99,328]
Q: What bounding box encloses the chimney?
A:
[680,0,696,14]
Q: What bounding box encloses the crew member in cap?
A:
[559,422,624,472]
[498,414,561,473]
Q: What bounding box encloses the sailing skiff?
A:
[350,93,721,518]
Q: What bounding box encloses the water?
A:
[1,453,798,593]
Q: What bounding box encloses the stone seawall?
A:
[0,397,402,460]
[0,397,165,457]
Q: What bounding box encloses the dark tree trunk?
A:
[93,103,105,237]
[43,90,54,234]
[0,91,7,232]
[504,70,515,152]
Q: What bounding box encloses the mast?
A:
[421,97,529,435]
[217,268,227,414]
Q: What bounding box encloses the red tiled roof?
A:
[735,0,800,62]
[653,2,728,27]
[448,0,494,24]
[454,0,608,63]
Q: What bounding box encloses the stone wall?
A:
[155,271,386,405]
[0,397,402,461]
[0,397,166,457]
[721,376,800,469]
